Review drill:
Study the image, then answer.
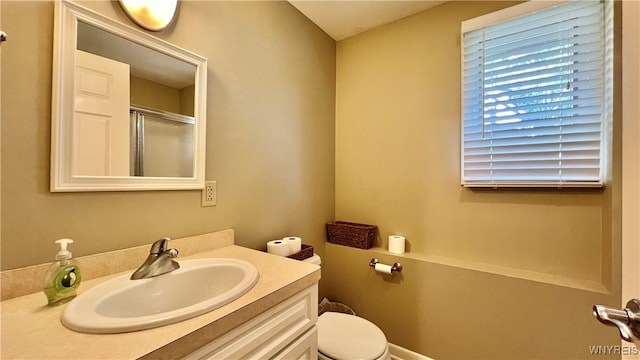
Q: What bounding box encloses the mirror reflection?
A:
[51,0,207,192]
[75,21,196,177]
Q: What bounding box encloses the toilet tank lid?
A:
[317,312,387,360]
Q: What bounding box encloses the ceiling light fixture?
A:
[118,0,178,32]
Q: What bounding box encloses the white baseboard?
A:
[389,343,434,360]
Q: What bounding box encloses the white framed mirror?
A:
[51,0,207,192]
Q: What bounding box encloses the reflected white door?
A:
[73,50,129,176]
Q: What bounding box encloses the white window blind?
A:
[461,0,612,187]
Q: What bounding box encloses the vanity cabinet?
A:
[183,284,318,359]
[1,242,321,360]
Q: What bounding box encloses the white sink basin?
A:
[62,258,259,333]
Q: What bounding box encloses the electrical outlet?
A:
[201,181,217,207]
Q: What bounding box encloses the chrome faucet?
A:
[130,238,180,280]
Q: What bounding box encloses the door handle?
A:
[593,299,640,343]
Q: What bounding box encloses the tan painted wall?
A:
[1,0,626,358]
[0,1,336,270]
[180,85,195,117]
[330,1,622,358]
[130,76,195,116]
[130,76,182,115]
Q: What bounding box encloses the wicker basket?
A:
[287,244,314,261]
[326,221,377,249]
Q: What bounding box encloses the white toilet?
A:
[303,254,391,360]
[317,312,390,360]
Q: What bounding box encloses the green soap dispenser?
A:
[43,239,82,306]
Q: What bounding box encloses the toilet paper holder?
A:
[369,258,402,273]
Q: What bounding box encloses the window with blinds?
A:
[460,0,613,188]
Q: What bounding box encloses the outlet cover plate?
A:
[201,181,216,207]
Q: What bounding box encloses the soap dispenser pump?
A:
[43,239,82,306]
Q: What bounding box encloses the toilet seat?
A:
[317,312,388,360]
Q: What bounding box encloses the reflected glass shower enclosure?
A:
[129,105,194,177]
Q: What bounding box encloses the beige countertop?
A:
[1,245,320,360]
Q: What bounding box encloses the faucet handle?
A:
[149,237,172,254]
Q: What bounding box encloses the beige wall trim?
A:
[365,245,610,295]
[0,229,234,300]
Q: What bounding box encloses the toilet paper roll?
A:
[267,239,290,256]
[284,236,302,254]
[389,235,405,254]
[374,263,393,274]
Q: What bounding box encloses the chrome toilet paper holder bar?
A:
[369,258,403,273]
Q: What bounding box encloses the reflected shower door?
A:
[130,107,194,177]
